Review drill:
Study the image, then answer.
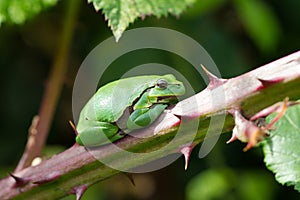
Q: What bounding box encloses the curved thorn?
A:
[226,132,237,144]
[250,98,299,121]
[69,120,79,136]
[70,185,88,200]
[201,64,226,89]
[123,173,135,186]
[257,77,284,88]
[265,97,289,130]
[249,103,281,121]
[178,144,194,170]
[9,173,30,188]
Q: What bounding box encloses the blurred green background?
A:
[0,0,300,199]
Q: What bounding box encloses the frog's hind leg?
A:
[76,121,120,146]
[126,104,168,130]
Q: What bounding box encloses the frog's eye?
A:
[156,79,168,89]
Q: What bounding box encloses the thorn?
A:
[178,144,194,170]
[257,77,284,89]
[69,120,79,136]
[9,173,30,188]
[70,185,88,200]
[123,173,135,186]
[265,97,288,130]
[226,128,238,144]
[287,101,300,107]
[243,142,253,152]
[250,97,299,121]
[33,171,61,184]
[250,103,282,121]
[201,64,226,89]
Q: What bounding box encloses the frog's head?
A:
[148,74,185,104]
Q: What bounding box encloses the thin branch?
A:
[0,51,299,199]
[14,0,80,172]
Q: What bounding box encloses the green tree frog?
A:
[75,74,185,146]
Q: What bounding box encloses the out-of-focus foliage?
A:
[186,168,235,200]
[263,102,300,192]
[186,168,276,200]
[234,0,281,54]
[185,0,226,16]
[0,0,285,54]
[89,0,281,52]
[0,0,58,25]
[88,0,196,41]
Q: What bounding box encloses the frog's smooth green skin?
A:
[76,74,185,146]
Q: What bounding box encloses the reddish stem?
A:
[15,0,80,172]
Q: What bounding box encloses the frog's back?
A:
[78,75,164,123]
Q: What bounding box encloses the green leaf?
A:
[0,0,58,25]
[88,0,196,41]
[234,0,281,53]
[263,102,300,192]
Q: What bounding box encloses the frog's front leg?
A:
[126,104,168,130]
[76,121,121,146]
